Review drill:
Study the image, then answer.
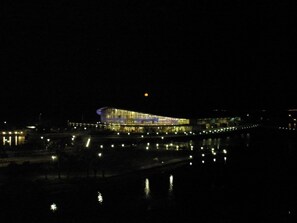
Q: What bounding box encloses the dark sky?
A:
[1,1,297,123]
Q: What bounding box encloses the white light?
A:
[51,155,57,161]
[111,144,114,148]
[146,146,149,150]
[98,192,103,204]
[50,203,57,212]
[98,153,102,157]
[26,126,36,129]
[40,136,44,139]
[202,160,205,164]
[122,144,125,147]
[145,178,150,198]
[223,149,227,154]
[213,158,216,162]
[189,162,192,166]
[47,138,50,142]
[169,175,173,192]
[86,138,91,148]
[189,155,193,159]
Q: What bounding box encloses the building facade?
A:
[68,107,242,134]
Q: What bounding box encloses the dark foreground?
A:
[1,128,297,223]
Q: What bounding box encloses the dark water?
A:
[1,129,297,223]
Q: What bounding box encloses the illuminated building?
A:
[96,107,191,133]
[68,107,242,134]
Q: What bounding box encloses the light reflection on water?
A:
[144,178,150,199]
[169,174,173,193]
[97,191,103,205]
[2,132,257,222]
[1,136,25,146]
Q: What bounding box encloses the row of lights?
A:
[1,131,24,135]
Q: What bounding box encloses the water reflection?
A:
[169,175,173,194]
[144,178,150,199]
[1,136,25,146]
[97,191,103,205]
[50,203,58,212]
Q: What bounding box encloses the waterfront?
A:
[1,127,296,222]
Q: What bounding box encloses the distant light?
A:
[50,203,57,212]
[51,155,57,161]
[98,192,103,204]
[26,126,36,129]
[144,178,150,198]
[144,92,149,97]
[86,138,91,147]
[98,153,102,157]
[169,175,173,191]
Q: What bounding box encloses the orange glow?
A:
[144,92,149,97]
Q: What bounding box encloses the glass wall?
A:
[98,107,190,125]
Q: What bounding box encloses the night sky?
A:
[1,1,297,123]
